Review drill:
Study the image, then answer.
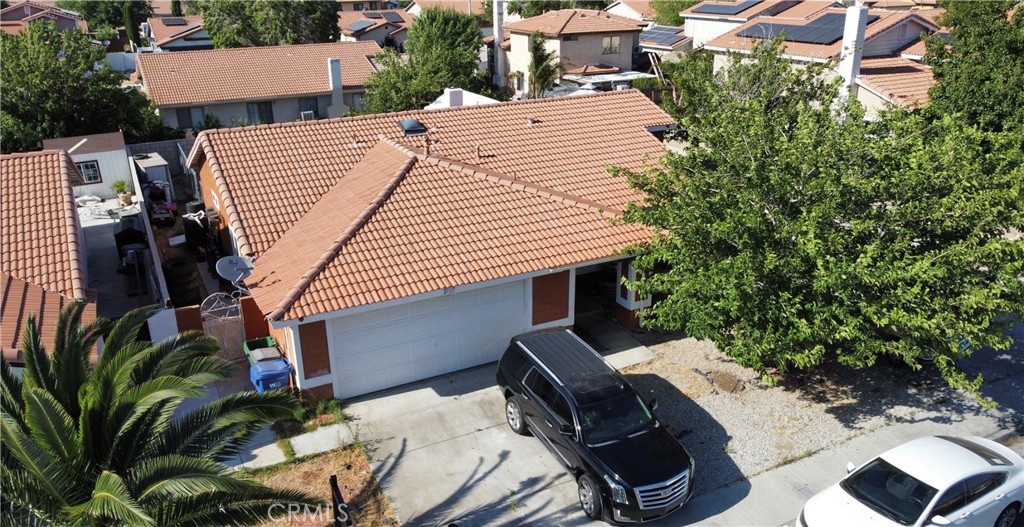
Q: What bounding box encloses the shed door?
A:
[330,280,527,399]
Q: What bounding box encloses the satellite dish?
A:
[215,256,254,283]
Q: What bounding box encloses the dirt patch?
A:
[249,446,399,526]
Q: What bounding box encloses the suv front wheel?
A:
[505,395,528,435]
[577,474,603,520]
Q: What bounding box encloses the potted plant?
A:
[111,180,132,206]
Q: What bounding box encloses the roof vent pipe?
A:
[837,1,869,104]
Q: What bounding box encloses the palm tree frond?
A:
[65,470,155,525]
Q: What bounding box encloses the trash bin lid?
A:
[252,358,291,377]
[250,346,283,362]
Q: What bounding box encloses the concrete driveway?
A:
[344,327,655,527]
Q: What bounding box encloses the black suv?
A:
[495,329,695,524]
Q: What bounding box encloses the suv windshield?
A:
[840,458,937,525]
[579,393,652,446]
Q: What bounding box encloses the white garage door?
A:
[330,280,528,399]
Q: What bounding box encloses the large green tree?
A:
[506,0,607,19]
[197,0,340,48]
[924,1,1024,133]
[1,303,318,525]
[57,0,152,43]
[1,22,174,154]
[620,40,1024,394]
[651,0,698,26]
[363,7,484,113]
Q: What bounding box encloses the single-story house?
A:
[0,0,87,35]
[140,15,212,52]
[136,41,382,132]
[503,9,646,97]
[1,150,97,364]
[337,9,413,50]
[187,90,671,400]
[42,131,131,200]
[681,0,836,48]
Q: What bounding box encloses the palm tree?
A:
[1,303,318,526]
[527,31,563,99]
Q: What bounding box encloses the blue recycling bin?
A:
[249,356,293,393]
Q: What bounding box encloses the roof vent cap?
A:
[398,119,428,137]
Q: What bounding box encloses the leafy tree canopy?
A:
[620,40,1024,396]
[198,0,340,48]
[363,7,484,113]
[1,22,175,154]
[57,0,153,29]
[1,304,319,525]
[651,0,698,26]
[924,0,1024,132]
[506,0,607,18]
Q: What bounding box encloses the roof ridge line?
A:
[57,152,86,300]
[417,154,623,220]
[266,139,416,321]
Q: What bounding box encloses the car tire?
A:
[995,504,1018,527]
[577,474,603,521]
[505,396,528,435]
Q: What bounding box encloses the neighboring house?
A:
[604,0,654,22]
[706,6,940,118]
[140,16,212,52]
[186,90,672,400]
[503,9,646,97]
[639,24,692,56]
[406,0,485,17]
[1,150,97,365]
[42,132,131,200]
[681,0,836,48]
[0,0,87,35]
[337,9,412,50]
[136,41,381,131]
[338,0,398,12]
[423,87,499,109]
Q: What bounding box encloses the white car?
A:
[798,435,1023,527]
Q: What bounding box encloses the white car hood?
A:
[803,483,905,527]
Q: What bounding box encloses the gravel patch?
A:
[621,330,999,496]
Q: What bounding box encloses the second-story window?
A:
[75,161,102,184]
[602,35,620,55]
[246,101,274,125]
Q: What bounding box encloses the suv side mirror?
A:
[648,398,658,410]
[930,515,951,526]
[846,462,856,474]
[559,423,574,437]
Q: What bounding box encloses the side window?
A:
[964,473,1006,506]
[548,391,572,425]
[932,482,966,517]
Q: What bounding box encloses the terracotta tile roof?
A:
[0,1,83,21]
[408,0,486,16]
[706,8,937,61]
[856,55,934,108]
[611,0,654,19]
[505,9,646,36]
[1,272,97,364]
[146,15,205,46]
[898,37,927,59]
[564,63,622,75]
[1,150,86,299]
[189,91,672,319]
[137,41,382,107]
[863,0,916,8]
[683,0,834,21]
[43,131,126,156]
[338,9,412,36]
[0,1,87,33]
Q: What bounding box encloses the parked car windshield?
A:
[579,393,653,446]
[840,458,938,526]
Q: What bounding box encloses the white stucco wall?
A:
[605,2,646,21]
[68,150,132,199]
[507,31,638,96]
[685,18,742,48]
[159,91,365,129]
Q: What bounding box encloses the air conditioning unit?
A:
[300,111,315,121]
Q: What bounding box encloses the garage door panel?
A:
[330,281,528,398]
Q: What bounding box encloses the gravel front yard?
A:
[621,330,1007,496]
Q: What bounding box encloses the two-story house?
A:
[681,0,836,48]
[140,16,213,52]
[338,0,398,12]
[42,132,132,200]
[337,9,412,50]
[604,0,655,22]
[503,9,646,97]
[0,0,86,35]
[136,41,381,132]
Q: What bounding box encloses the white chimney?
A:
[838,1,869,103]
[492,0,506,90]
[446,88,464,107]
[326,57,349,118]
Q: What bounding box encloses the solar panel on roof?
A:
[737,13,879,45]
[346,19,375,32]
[641,26,686,47]
[691,0,763,16]
[382,12,404,23]
[162,17,187,26]
[364,11,383,18]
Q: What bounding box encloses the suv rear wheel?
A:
[505,395,528,435]
[577,474,603,520]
